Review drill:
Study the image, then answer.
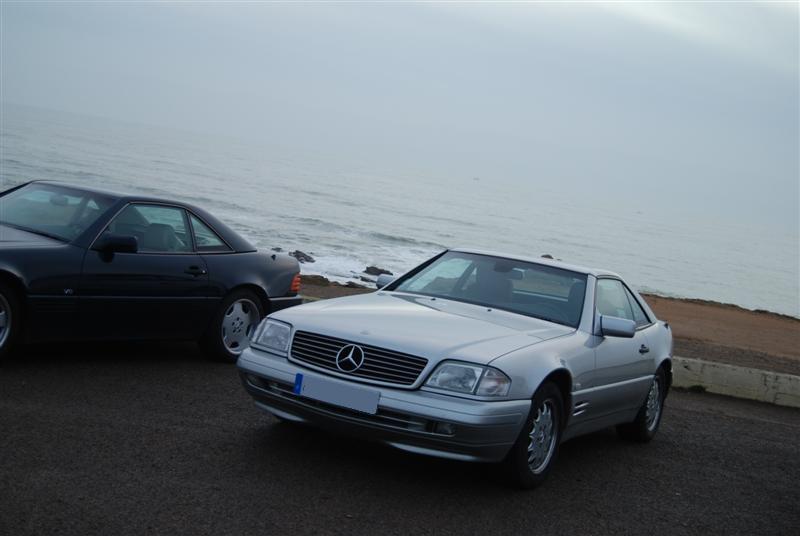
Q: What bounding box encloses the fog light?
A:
[434,422,455,435]
[247,374,265,388]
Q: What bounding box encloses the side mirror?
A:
[376,274,396,289]
[94,234,138,254]
[600,315,636,338]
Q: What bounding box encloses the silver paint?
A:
[238,249,673,462]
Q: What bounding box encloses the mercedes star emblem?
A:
[335,344,366,372]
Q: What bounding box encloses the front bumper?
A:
[237,347,531,463]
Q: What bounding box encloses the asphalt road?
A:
[2,343,798,536]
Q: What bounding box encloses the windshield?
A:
[392,251,588,327]
[0,183,115,241]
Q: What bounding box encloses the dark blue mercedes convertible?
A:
[0,181,302,361]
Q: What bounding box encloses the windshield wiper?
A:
[0,221,69,242]
[530,314,570,327]
[392,290,575,327]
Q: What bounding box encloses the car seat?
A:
[141,223,182,252]
[466,268,513,303]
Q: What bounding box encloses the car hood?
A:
[274,291,574,365]
[0,224,64,248]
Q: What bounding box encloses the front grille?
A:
[290,330,428,386]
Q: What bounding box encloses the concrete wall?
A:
[673,356,800,408]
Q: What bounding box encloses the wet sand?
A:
[300,278,800,376]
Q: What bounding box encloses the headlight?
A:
[251,319,292,353]
[475,368,512,397]
[425,361,511,397]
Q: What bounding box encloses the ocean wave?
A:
[15,164,109,184]
[179,195,245,214]
[292,216,348,230]
[3,106,797,317]
[366,231,446,250]
[423,214,478,227]
[284,186,341,201]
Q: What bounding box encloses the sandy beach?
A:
[300,277,800,376]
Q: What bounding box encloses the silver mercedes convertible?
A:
[238,249,672,488]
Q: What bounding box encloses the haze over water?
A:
[1,104,797,317]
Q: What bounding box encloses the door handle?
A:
[184,266,207,276]
[639,344,650,355]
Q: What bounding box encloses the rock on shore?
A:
[300,274,330,286]
[364,266,393,276]
[289,250,315,263]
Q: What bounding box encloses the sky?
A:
[1,1,798,232]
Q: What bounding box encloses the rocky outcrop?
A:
[289,250,316,263]
[300,274,330,286]
[364,266,393,276]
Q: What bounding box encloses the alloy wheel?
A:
[221,298,259,355]
[0,293,11,349]
[645,377,662,431]
[528,399,557,474]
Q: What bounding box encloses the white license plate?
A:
[293,373,380,415]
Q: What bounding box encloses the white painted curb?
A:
[673,356,800,409]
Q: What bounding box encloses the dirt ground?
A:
[300,279,800,376]
[644,294,800,375]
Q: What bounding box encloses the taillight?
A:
[290,273,301,294]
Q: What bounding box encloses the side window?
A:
[107,204,191,253]
[595,279,634,321]
[189,214,230,252]
[624,286,651,327]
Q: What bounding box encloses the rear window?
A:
[190,214,231,252]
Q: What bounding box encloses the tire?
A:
[0,281,22,362]
[202,289,264,363]
[617,367,667,442]
[502,382,563,489]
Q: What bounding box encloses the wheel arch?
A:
[0,269,26,341]
[227,283,270,315]
[540,368,572,428]
[0,270,26,299]
[658,357,673,391]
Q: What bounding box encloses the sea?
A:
[2,104,798,317]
